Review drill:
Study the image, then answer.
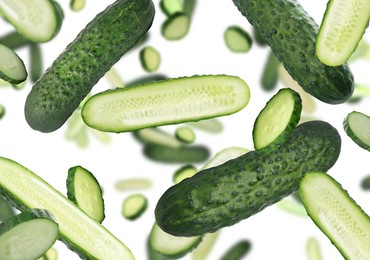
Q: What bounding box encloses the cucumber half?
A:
[161,13,190,40]
[0,209,59,260]
[224,26,252,53]
[316,0,370,66]
[343,111,370,151]
[299,172,370,259]
[0,44,27,84]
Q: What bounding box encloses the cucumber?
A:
[173,165,198,184]
[0,0,63,43]
[261,51,280,91]
[220,240,252,260]
[0,31,31,50]
[231,0,354,104]
[0,104,5,120]
[126,74,167,88]
[25,0,155,133]
[316,0,370,66]
[361,175,370,191]
[161,13,190,41]
[121,194,148,220]
[187,119,224,134]
[299,172,370,259]
[0,44,27,84]
[160,0,183,16]
[133,128,183,148]
[29,43,43,83]
[0,209,59,260]
[191,232,219,260]
[70,0,86,12]
[306,237,322,260]
[155,120,341,236]
[224,26,253,53]
[0,157,135,259]
[67,165,105,223]
[105,67,126,88]
[114,178,153,192]
[175,126,196,144]
[253,88,302,151]
[343,111,370,151]
[81,75,250,132]
[199,146,248,171]
[140,46,161,72]
[183,0,197,19]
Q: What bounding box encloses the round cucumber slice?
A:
[224,26,252,53]
[343,111,370,151]
[0,44,27,84]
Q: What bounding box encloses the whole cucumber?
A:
[231,0,354,104]
[25,0,155,132]
[155,121,341,236]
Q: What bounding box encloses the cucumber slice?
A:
[224,26,252,53]
[121,194,148,220]
[361,175,370,191]
[0,195,15,223]
[114,178,152,192]
[0,104,5,120]
[306,237,322,260]
[149,223,202,259]
[253,88,302,150]
[70,0,86,12]
[0,0,63,43]
[220,240,252,260]
[160,0,183,16]
[140,46,161,72]
[67,166,105,223]
[161,13,190,40]
[299,172,370,259]
[175,126,196,144]
[133,128,183,148]
[82,75,250,132]
[0,209,59,260]
[316,0,370,66]
[261,51,280,91]
[105,67,125,88]
[29,44,43,83]
[173,165,198,184]
[187,119,224,134]
[0,44,27,84]
[343,111,370,151]
[200,146,248,171]
[191,232,219,260]
[0,157,134,259]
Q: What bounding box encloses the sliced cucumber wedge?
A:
[253,88,302,150]
[224,26,252,53]
[0,44,27,84]
[316,0,370,66]
[67,165,105,223]
[300,172,370,259]
[82,75,250,132]
[161,13,190,40]
[0,0,63,43]
[0,209,59,260]
[121,194,148,220]
[0,157,134,259]
[140,46,161,72]
[343,111,370,151]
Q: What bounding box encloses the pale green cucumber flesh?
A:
[161,13,190,40]
[199,146,249,171]
[0,209,59,260]
[70,0,86,12]
[140,46,161,72]
[121,194,148,220]
[306,237,323,260]
[114,178,153,192]
[0,44,27,84]
[173,165,198,184]
[133,128,183,148]
[224,26,252,53]
[175,126,196,144]
[81,75,250,132]
[253,88,302,150]
[299,172,370,259]
[160,0,184,16]
[0,157,134,260]
[343,111,370,151]
[316,0,370,66]
[67,166,105,223]
[0,0,63,43]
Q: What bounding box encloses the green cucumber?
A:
[0,0,63,43]
[0,31,31,50]
[306,237,322,260]
[0,209,59,260]
[161,12,190,41]
[183,0,197,19]
[126,74,167,88]
[231,0,354,104]
[316,0,370,66]
[0,157,135,259]
[199,146,248,171]
[0,104,6,120]
[224,26,253,53]
[133,128,183,148]
[261,51,280,91]
[299,172,370,259]
[25,0,155,133]
[67,166,105,223]
[160,0,183,16]
[81,75,250,132]
[0,43,27,84]
[343,111,370,151]
[173,165,198,184]
[121,194,148,220]
[191,232,219,260]
[361,175,370,191]
[105,67,126,88]
[155,120,341,236]
[29,44,43,83]
[0,195,15,223]
[114,178,153,192]
[253,88,302,151]
[70,0,86,12]
[175,126,196,144]
[220,240,252,260]
[140,46,161,72]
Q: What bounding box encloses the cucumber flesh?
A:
[0,0,63,43]
[160,0,183,16]
[175,126,196,144]
[133,128,183,148]
[253,88,302,150]
[161,13,190,40]
[343,111,370,151]
[173,165,198,184]
[316,0,370,66]
[0,44,27,84]
[0,209,59,260]
[306,237,322,260]
[82,75,250,132]
[114,178,153,191]
[299,172,370,259]
[140,46,161,72]
[224,26,252,53]
[0,157,135,259]
[121,194,148,220]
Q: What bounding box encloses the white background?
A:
[0,0,369,259]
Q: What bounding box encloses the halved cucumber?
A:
[161,13,190,40]
[224,26,252,53]
[343,111,370,151]
[0,0,63,43]
[82,75,250,132]
[0,209,59,260]
[121,194,148,220]
[253,88,302,150]
[300,172,370,259]
[0,44,27,84]
[67,165,105,223]
[316,0,370,66]
[140,46,161,72]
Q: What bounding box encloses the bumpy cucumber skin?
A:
[155,121,341,236]
[25,0,155,132]
[231,0,354,104]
